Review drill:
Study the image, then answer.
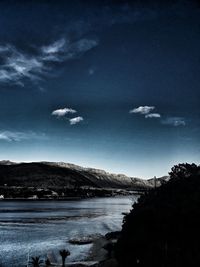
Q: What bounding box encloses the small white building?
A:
[51,191,59,197]
[0,195,4,199]
[28,195,38,199]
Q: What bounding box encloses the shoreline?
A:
[0,193,139,201]
[65,231,120,267]
[0,197,83,201]
[0,185,145,200]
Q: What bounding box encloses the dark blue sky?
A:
[0,0,199,178]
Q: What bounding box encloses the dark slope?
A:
[115,163,200,267]
[0,162,97,188]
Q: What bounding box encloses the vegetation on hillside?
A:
[115,163,200,267]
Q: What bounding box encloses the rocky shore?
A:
[68,231,120,267]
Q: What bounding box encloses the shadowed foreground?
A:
[115,163,200,267]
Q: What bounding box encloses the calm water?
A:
[0,197,136,267]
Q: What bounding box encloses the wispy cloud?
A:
[41,38,66,54]
[130,106,155,115]
[0,45,44,85]
[0,37,98,86]
[41,38,98,63]
[52,108,77,117]
[161,117,186,127]
[71,39,98,56]
[88,67,95,76]
[145,113,161,118]
[69,116,83,125]
[0,131,47,142]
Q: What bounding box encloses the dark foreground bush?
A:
[115,163,200,267]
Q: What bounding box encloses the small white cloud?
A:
[0,131,47,142]
[145,113,161,118]
[161,117,186,127]
[69,116,83,125]
[52,108,77,117]
[130,106,155,115]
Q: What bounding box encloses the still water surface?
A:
[0,197,136,267]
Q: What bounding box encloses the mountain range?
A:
[0,160,169,190]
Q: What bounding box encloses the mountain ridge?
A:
[0,160,169,190]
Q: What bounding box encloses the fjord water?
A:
[0,197,136,267]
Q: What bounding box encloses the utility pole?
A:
[154,176,157,189]
[27,250,29,267]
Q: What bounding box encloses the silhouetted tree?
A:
[30,256,43,267]
[45,258,51,266]
[103,242,115,258]
[169,163,198,181]
[59,249,70,267]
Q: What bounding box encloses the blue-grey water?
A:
[0,197,136,267]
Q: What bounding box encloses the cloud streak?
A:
[0,37,98,86]
[0,45,45,85]
[41,39,66,54]
[161,117,186,127]
[0,131,47,142]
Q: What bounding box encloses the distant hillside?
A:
[0,160,167,190]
